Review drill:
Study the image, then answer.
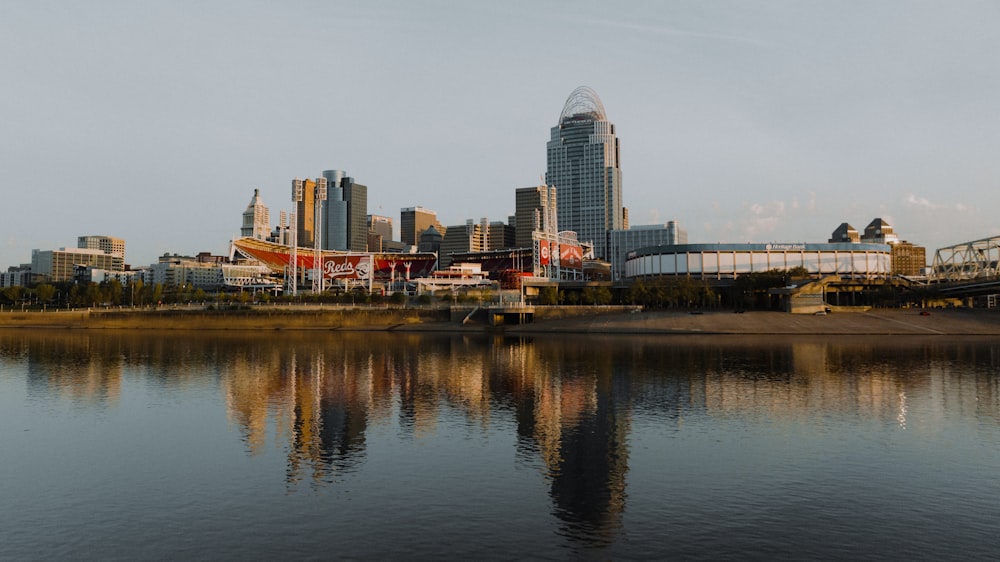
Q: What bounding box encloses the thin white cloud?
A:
[741,200,786,239]
[903,193,974,214]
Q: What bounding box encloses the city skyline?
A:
[3,2,999,268]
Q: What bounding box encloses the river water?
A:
[1,330,998,560]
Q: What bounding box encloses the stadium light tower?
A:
[290,178,304,296]
[312,177,328,294]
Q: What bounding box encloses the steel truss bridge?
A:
[929,236,1000,299]
[932,236,1000,281]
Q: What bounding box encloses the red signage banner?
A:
[322,255,372,280]
[539,240,551,266]
[560,244,583,270]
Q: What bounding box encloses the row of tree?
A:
[2,268,941,311]
[1,280,184,309]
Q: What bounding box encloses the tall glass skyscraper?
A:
[321,170,368,253]
[546,86,623,260]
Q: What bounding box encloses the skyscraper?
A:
[514,184,557,249]
[295,178,317,248]
[439,219,487,269]
[546,86,623,260]
[321,170,368,253]
[488,220,515,251]
[367,214,394,252]
[400,206,445,247]
[240,189,270,241]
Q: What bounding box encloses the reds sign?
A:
[322,255,372,280]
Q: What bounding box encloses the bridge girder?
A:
[932,235,1000,282]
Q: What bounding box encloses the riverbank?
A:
[1,306,999,335]
[0,306,449,331]
[505,308,1000,336]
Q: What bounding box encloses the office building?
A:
[831,218,925,274]
[32,247,124,282]
[860,218,899,245]
[829,223,860,243]
[269,211,292,246]
[77,235,126,261]
[321,170,368,253]
[294,177,318,248]
[488,220,516,251]
[368,214,394,241]
[608,222,688,280]
[401,206,445,247]
[1,266,36,288]
[439,219,488,268]
[367,215,394,253]
[240,189,270,241]
[514,185,557,249]
[546,86,623,260]
[890,241,927,276]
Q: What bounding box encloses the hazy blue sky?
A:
[3,1,999,267]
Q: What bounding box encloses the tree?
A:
[581,286,613,305]
[34,284,57,304]
[105,279,123,306]
[538,286,559,305]
[593,286,613,305]
[787,266,809,279]
[131,279,144,306]
[2,286,23,305]
[83,283,102,307]
[151,283,164,306]
[68,285,82,307]
[627,279,649,306]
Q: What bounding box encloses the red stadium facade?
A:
[232,237,437,283]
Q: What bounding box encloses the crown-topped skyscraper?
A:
[546,86,623,260]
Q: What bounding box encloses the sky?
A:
[2,0,999,268]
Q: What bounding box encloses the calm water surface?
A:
[1,330,999,560]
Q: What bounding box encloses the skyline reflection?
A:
[3,330,999,546]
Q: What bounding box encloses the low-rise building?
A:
[31,247,124,283]
[890,241,927,277]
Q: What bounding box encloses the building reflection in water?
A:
[4,330,1000,548]
[20,333,125,407]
